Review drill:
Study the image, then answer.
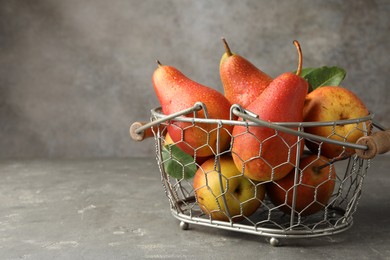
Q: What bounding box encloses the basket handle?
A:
[232,108,370,152]
[355,129,390,159]
[130,103,206,141]
[129,122,156,141]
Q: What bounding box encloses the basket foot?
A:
[179,221,189,230]
[269,237,280,247]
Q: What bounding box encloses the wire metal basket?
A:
[130,103,389,246]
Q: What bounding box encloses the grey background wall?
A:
[0,0,389,159]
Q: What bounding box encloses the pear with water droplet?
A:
[152,61,233,157]
[219,38,273,108]
[232,41,308,181]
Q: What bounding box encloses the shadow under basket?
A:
[130,103,390,246]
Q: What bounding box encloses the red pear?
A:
[231,41,308,181]
[152,62,233,157]
[266,154,336,216]
[220,38,273,108]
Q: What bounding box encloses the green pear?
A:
[231,41,308,181]
[152,61,233,157]
[193,155,265,222]
[303,86,370,158]
[220,38,273,108]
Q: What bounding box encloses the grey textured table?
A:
[1,156,389,259]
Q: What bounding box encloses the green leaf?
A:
[298,66,346,92]
[161,144,197,180]
[299,67,317,78]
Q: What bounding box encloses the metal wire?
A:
[145,102,374,242]
[148,103,374,151]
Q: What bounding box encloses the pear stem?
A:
[293,40,302,76]
[222,38,233,57]
[156,60,162,67]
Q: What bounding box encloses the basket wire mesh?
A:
[136,103,378,245]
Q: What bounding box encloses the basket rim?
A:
[140,103,373,151]
[150,106,374,128]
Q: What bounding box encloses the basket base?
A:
[171,208,354,242]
